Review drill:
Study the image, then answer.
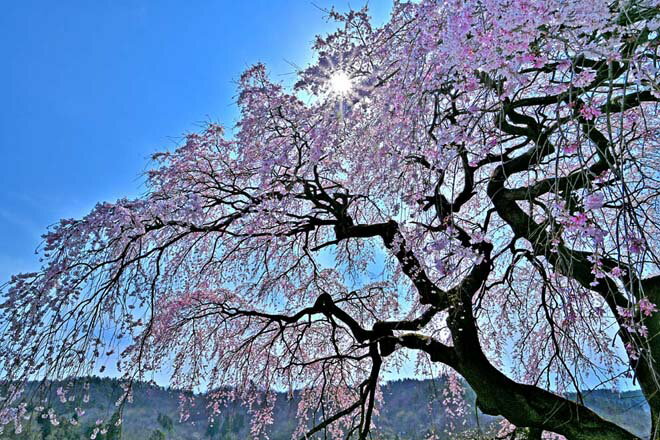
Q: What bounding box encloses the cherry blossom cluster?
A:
[2,0,660,438]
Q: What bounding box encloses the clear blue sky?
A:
[0,2,636,392]
[0,0,393,282]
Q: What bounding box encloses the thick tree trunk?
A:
[450,334,640,439]
[486,151,659,439]
[439,254,641,440]
[636,285,660,440]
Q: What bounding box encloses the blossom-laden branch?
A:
[2,0,660,439]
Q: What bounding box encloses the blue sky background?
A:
[0,0,393,282]
[1,1,636,392]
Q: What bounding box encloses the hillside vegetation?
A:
[0,378,650,439]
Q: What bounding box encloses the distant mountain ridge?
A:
[1,377,650,439]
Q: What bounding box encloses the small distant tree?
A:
[1,1,660,439]
[105,411,122,440]
[157,413,173,432]
[147,429,165,440]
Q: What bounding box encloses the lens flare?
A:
[328,70,353,95]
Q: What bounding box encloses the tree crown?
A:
[2,1,660,438]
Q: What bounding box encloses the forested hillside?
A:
[0,378,649,439]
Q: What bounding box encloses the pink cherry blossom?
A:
[639,298,658,317]
[1,1,659,438]
[584,193,604,210]
[579,104,602,120]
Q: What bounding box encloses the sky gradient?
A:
[0,1,640,393]
[0,1,393,282]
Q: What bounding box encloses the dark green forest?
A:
[1,378,649,439]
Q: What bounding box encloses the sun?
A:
[328,70,354,96]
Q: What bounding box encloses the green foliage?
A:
[156,413,173,432]
[147,429,165,440]
[2,377,650,439]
